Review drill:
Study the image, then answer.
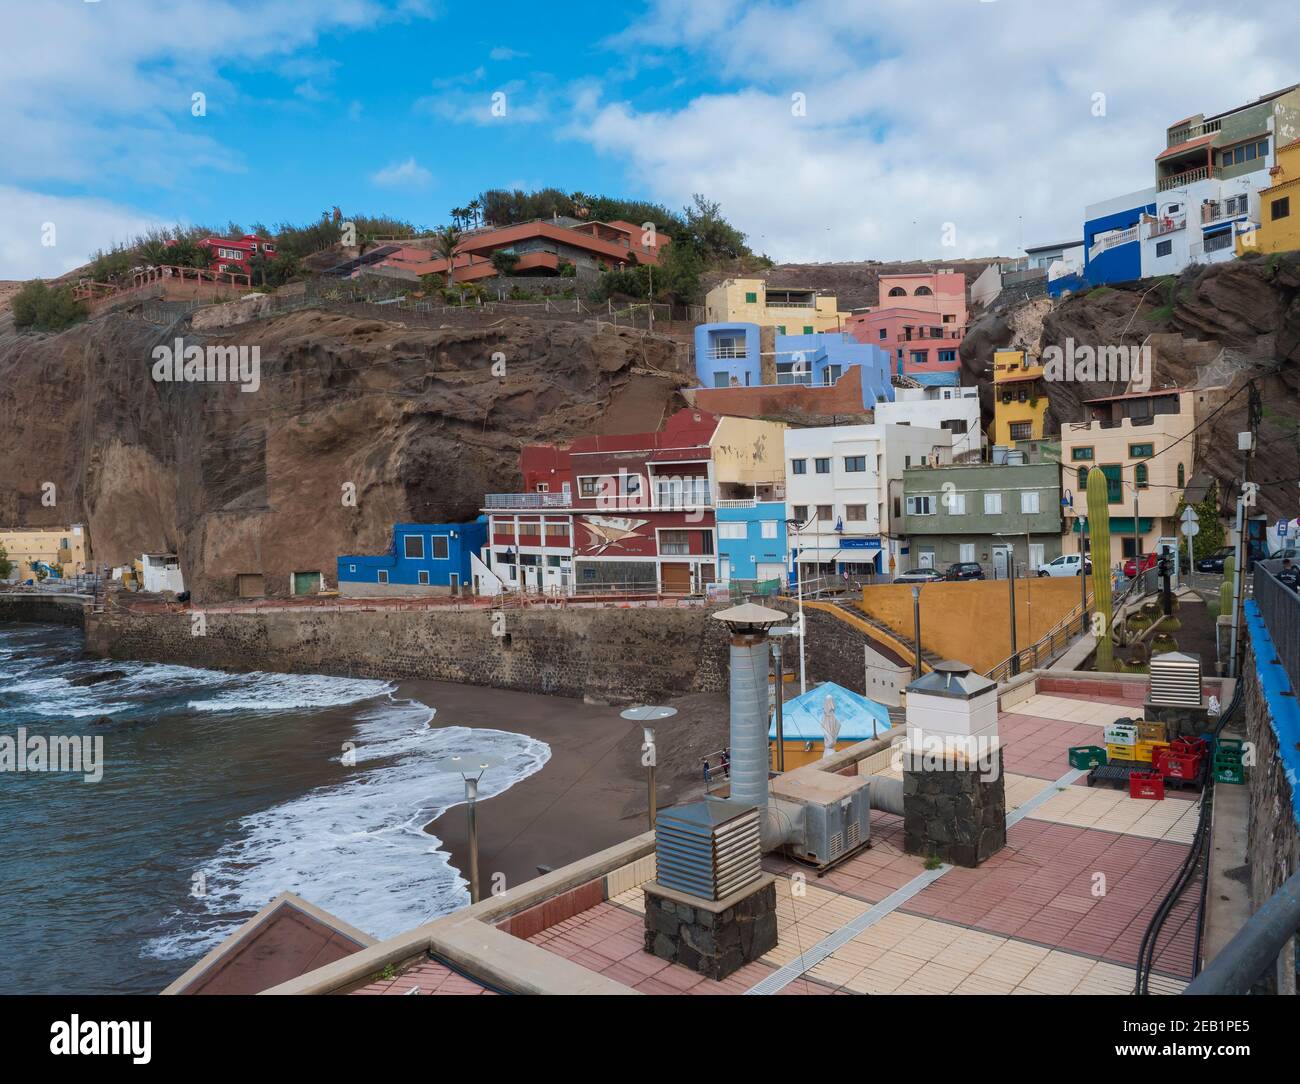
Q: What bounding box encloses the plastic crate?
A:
[1104,722,1140,745]
[1129,771,1165,800]
[1135,740,1169,764]
[1173,735,1211,757]
[1106,742,1138,763]
[1213,759,1245,785]
[1069,745,1108,770]
[1137,721,1167,743]
[1215,738,1245,764]
[1155,749,1200,781]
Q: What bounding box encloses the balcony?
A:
[1088,226,1139,261]
[1145,214,1187,238]
[484,492,571,509]
[1166,119,1220,147]
[716,498,757,509]
[655,482,713,509]
[1158,165,1209,192]
[706,346,749,359]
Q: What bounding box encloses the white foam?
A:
[144,696,551,961]
[186,672,395,712]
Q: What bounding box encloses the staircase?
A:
[838,599,946,669]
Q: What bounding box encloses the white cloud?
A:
[0,186,162,279]
[579,0,1300,262]
[415,77,551,125]
[370,157,434,190]
[489,46,530,61]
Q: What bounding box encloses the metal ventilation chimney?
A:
[1149,651,1202,707]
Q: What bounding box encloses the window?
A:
[984,492,1003,515]
[1129,443,1154,458]
[776,325,786,335]
[1077,466,1089,489]
[718,522,746,540]
[888,286,907,297]
[579,477,600,497]
[905,496,935,515]
[959,543,976,563]
[1273,196,1291,221]
[1009,422,1033,441]
[910,351,927,365]
[1156,240,1172,257]
[893,497,901,518]
[660,530,689,555]
[544,523,568,540]
[624,475,641,496]
[792,505,809,522]
[760,520,778,539]
[713,372,730,388]
[914,285,933,296]
[947,493,967,515]
[878,329,887,340]
[1178,463,1186,488]
[938,350,956,362]
[377,570,389,584]
[744,291,757,303]
[403,535,424,559]
[1135,463,1149,489]
[418,570,430,585]
[814,458,830,474]
[791,458,807,475]
[1072,446,1094,461]
[816,505,833,520]
[1020,490,1040,514]
[1205,231,1233,253]
[349,564,356,572]
[1101,464,1123,503]
[431,536,449,560]
[845,504,867,521]
[904,456,911,468]
[844,455,866,472]
[802,326,813,335]
[582,567,596,581]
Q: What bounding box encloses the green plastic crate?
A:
[1069,745,1107,770]
[1215,738,1245,765]
[1213,759,1245,785]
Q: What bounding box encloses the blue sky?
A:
[4,0,1299,278]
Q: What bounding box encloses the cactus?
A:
[1086,469,1114,671]
[1219,554,1235,619]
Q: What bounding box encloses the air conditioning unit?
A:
[769,771,871,872]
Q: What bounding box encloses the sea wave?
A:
[186,672,395,713]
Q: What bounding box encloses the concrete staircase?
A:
[836,599,945,670]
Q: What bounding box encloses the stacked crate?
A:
[1213,738,1246,785]
[1135,720,1169,765]
[1104,720,1140,765]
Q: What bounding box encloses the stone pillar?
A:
[643,875,777,981]
[900,660,1007,868]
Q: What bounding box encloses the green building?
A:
[902,454,1064,576]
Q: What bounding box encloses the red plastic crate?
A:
[1157,750,1200,780]
[1172,736,1210,759]
[1129,771,1165,800]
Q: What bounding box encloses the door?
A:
[1028,544,1045,572]
[918,550,935,569]
[756,562,785,585]
[449,573,459,595]
[719,558,731,584]
[992,545,1011,579]
[660,563,690,594]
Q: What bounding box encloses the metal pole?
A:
[1228,493,1246,678]
[911,585,923,679]
[465,776,480,905]
[643,726,657,829]
[1184,868,1300,995]
[796,534,807,695]
[772,642,785,772]
[1133,487,1141,576]
[1008,559,1019,676]
[1080,516,1090,635]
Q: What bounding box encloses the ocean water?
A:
[0,622,550,994]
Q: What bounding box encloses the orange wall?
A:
[859,577,1085,673]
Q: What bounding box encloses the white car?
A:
[1038,554,1092,578]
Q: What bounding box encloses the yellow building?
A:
[1237,135,1300,256]
[704,277,847,334]
[708,415,786,498]
[992,349,1048,447]
[1058,389,1195,566]
[0,525,90,579]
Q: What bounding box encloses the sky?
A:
[3,0,1299,279]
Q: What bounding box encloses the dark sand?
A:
[403,679,729,894]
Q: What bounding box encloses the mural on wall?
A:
[579,515,649,555]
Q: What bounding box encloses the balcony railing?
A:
[1166,118,1220,147]
[764,299,816,309]
[1157,165,1209,192]
[1088,226,1139,261]
[706,346,748,359]
[716,498,757,509]
[655,483,712,509]
[484,492,571,508]
[1145,215,1186,238]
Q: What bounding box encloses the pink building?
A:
[845,270,968,382]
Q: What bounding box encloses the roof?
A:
[909,372,962,387]
[1156,133,1215,161]
[768,681,891,742]
[906,660,996,700]
[1024,240,1082,253]
[1083,387,1190,403]
[162,892,375,995]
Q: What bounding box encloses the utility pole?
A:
[1008,558,1019,676]
[1229,381,1262,678]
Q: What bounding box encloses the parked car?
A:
[1122,552,1158,578]
[1037,554,1092,578]
[944,562,985,581]
[894,567,945,584]
[1195,546,1235,574]
[1269,546,1299,561]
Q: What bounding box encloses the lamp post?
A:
[621,705,677,830]
[433,755,501,905]
[786,516,813,695]
[911,584,923,679]
[770,626,800,772]
[1008,557,1019,676]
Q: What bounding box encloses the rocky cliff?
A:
[0,304,691,600]
[961,253,1300,520]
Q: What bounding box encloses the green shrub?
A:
[12,280,86,332]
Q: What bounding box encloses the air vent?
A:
[1149,652,1202,707]
[654,800,761,902]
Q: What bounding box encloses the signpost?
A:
[1180,506,1199,586]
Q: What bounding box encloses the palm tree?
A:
[449,208,462,228]
[467,199,482,228]
[436,226,463,287]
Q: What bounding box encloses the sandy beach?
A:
[404,679,729,894]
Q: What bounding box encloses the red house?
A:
[481,409,720,595]
[169,233,277,276]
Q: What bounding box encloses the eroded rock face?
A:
[0,307,690,601]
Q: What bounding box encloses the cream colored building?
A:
[1058,389,1195,566]
[709,415,787,499]
[704,277,847,334]
[0,524,90,579]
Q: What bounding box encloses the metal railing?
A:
[985,591,1094,683]
[483,492,571,509]
[1167,118,1220,147]
[1158,165,1210,191]
[1254,559,1300,696]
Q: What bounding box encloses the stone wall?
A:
[1242,637,1300,918]
[0,594,86,627]
[84,604,733,702]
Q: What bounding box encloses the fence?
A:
[1254,559,1300,695]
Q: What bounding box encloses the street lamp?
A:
[433,754,501,905]
[620,705,677,830]
[911,584,923,679]
[785,516,815,695]
[769,626,800,771]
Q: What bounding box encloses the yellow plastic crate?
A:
[1137,721,1167,743]
[1106,742,1138,763]
[1135,740,1170,764]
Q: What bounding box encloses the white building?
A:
[140,553,184,594]
[1137,172,1262,276]
[874,386,983,462]
[784,422,952,581]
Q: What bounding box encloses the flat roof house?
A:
[337,519,488,597]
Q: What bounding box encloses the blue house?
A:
[693,322,893,410]
[1079,186,1157,288]
[337,518,488,596]
[717,500,788,588]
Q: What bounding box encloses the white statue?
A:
[820,694,840,759]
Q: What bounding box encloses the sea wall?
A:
[0,594,87,627]
[84,605,734,703]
